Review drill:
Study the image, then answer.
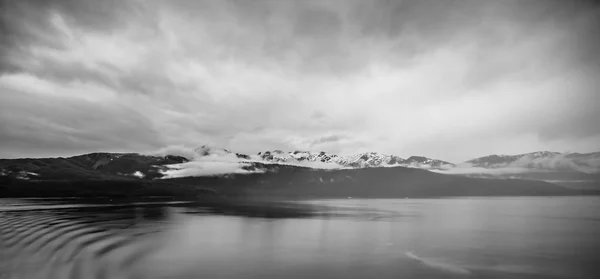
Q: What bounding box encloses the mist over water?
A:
[1,197,600,279]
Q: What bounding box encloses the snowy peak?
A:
[405,156,431,163]
[254,150,452,169]
[255,150,405,168]
[335,152,405,168]
[257,150,339,163]
[257,150,288,162]
[404,156,455,168]
[466,151,562,168]
[465,154,516,167]
[290,150,339,163]
[190,146,459,170]
[180,146,597,173]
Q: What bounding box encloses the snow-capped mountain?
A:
[257,150,340,164]
[465,151,560,168]
[153,145,600,177]
[333,152,404,168]
[403,156,455,169]
[463,151,600,173]
[1,152,580,199]
[441,151,600,189]
[174,146,600,174]
[2,145,598,190]
[289,150,340,163]
[255,150,451,169]
[465,151,600,172]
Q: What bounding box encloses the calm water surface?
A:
[1,197,599,279]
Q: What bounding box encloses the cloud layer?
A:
[1,0,599,161]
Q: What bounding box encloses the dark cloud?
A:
[0,84,164,158]
[310,135,346,146]
[294,6,342,38]
[0,0,141,72]
[0,0,599,161]
[0,0,168,95]
[351,0,479,39]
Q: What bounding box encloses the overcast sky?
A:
[1,0,599,162]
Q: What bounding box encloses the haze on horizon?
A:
[1,0,599,162]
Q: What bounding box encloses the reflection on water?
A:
[1,197,600,278]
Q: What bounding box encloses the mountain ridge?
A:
[0,156,589,199]
[255,149,454,169]
[2,148,599,180]
[2,148,598,198]
[463,151,600,173]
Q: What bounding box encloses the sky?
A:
[1,0,599,162]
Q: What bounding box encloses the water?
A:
[1,197,599,278]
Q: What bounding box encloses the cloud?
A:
[159,160,261,178]
[258,160,345,170]
[310,134,346,146]
[0,74,164,158]
[1,0,599,162]
[150,145,261,178]
[132,171,145,179]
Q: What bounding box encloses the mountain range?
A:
[463,151,600,172]
[2,146,599,177]
[197,146,600,175]
[256,150,454,169]
[1,146,598,199]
